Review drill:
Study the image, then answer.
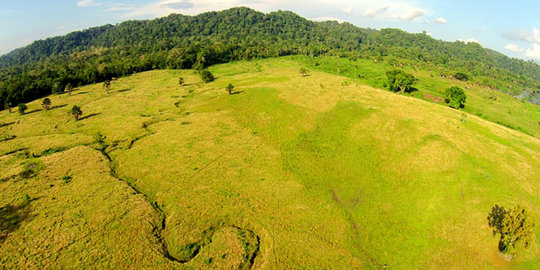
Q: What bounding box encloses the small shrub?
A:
[200,70,214,83]
[17,103,27,115]
[62,176,72,183]
[454,72,469,82]
[226,83,235,95]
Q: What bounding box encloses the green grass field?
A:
[1,57,539,269]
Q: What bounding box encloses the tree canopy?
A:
[444,87,467,109]
[0,7,539,109]
[488,204,535,254]
[386,69,417,93]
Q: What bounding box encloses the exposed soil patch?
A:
[423,93,444,103]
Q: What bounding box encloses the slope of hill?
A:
[1,58,539,268]
[1,7,540,110]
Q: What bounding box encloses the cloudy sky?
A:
[0,0,539,62]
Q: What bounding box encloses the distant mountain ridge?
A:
[0,7,539,108]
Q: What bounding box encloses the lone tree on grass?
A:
[70,105,82,120]
[17,103,27,115]
[179,77,185,86]
[226,83,235,95]
[103,80,111,94]
[488,204,535,255]
[200,69,214,83]
[42,98,52,110]
[444,86,467,109]
[300,67,308,77]
[386,69,417,93]
[65,83,74,96]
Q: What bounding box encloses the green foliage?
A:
[454,72,469,82]
[17,103,27,115]
[226,83,234,95]
[1,7,539,110]
[386,69,417,93]
[444,86,467,109]
[200,70,214,83]
[42,98,51,110]
[488,204,535,254]
[70,105,83,120]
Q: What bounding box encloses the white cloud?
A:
[503,27,540,44]
[458,38,479,44]
[364,6,389,17]
[394,8,425,21]
[505,43,524,53]
[525,44,540,61]
[312,17,344,23]
[433,17,446,24]
[342,7,352,14]
[77,0,101,7]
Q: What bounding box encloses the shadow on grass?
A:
[51,104,68,110]
[0,121,15,128]
[116,88,131,93]
[75,91,89,96]
[230,91,245,95]
[0,202,33,243]
[79,113,101,121]
[25,109,43,115]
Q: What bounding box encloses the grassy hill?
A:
[1,57,539,268]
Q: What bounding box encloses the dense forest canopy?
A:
[1,7,539,109]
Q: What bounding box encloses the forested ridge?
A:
[1,7,539,109]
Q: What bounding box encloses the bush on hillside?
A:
[200,70,214,83]
[444,86,467,109]
[386,69,417,93]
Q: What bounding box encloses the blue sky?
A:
[1,0,539,62]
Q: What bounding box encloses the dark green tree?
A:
[200,69,214,83]
[17,103,27,115]
[226,83,235,95]
[386,69,417,93]
[488,204,535,254]
[70,105,82,120]
[42,98,51,110]
[444,87,467,109]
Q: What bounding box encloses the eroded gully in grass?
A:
[98,145,261,268]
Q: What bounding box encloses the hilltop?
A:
[1,7,540,110]
[1,58,539,268]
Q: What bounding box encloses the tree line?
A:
[1,7,539,110]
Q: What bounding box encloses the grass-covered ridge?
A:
[1,57,539,268]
